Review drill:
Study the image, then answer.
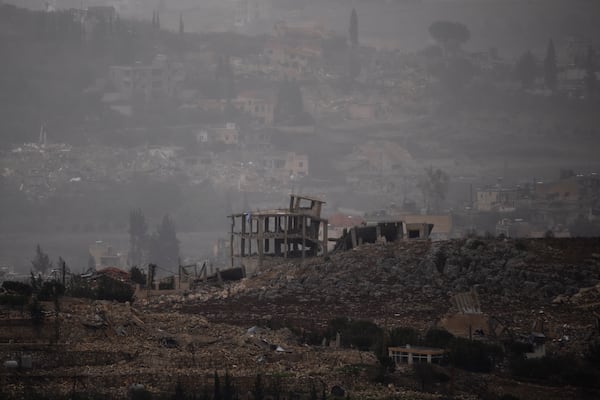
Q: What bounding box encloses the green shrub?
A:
[28,297,45,327]
[96,276,134,303]
[434,248,447,273]
[467,239,485,250]
[67,276,96,299]
[448,338,503,372]
[423,328,454,348]
[413,363,433,390]
[130,387,153,400]
[374,354,395,383]
[586,338,600,367]
[37,281,65,301]
[514,239,528,251]
[2,281,33,296]
[505,340,533,357]
[0,294,28,307]
[498,395,520,400]
[388,327,420,347]
[510,354,600,387]
[345,320,382,350]
[129,266,147,285]
[326,317,383,351]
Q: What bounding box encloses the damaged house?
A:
[228,194,435,274]
[229,194,329,273]
[333,221,433,251]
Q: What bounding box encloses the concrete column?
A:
[322,220,328,256]
[230,216,235,267]
[258,217,264,270]
[284,215,289,258]
[302,215,306,262]
[248,218,252,255]
[264,217,270,253]
[241,215,246,257]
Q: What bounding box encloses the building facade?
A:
[109,55,184,101]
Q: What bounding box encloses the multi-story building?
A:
[261,151,308,181]
[229,194,329,273]
[234,0,271,28]
[234,90,276,125]
[195,123,240,146]
[109,55,184,102]
[475,187,521,212]
[263,22,330,79]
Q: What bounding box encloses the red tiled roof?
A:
[97,267,130,281]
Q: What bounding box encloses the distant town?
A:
[2,1,600,399]
[2,0,600,274]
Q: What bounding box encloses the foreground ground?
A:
[2,238,600,399]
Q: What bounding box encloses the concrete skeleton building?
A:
[229,194,329,272]
[229,193,437,273]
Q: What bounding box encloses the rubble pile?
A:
[2,238,600,399]
[185,238,600,340]
[1,299,393,398]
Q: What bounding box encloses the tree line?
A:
[128,209,180,272]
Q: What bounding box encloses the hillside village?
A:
[2,1,600,259]
[2,1,600,398]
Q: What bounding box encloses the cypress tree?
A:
[349,8,358,47]
[223,370,234,400]
[544,39,558,91]
[214,371,222,400]
[173,381,185,400]
[253,373,264,400]
[148,214,180,269]
[310,385,318,400]
[200,385,210,400]
[32,244,52,275]
[515,50,537,89]
[128,208,148,267]
[585,45,597,99]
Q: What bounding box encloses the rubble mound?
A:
[3,238,599,399]
[183,238,600,335]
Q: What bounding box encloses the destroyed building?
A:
[333,221,433,251]
[229,194,329,273]
[228,193,435,273]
